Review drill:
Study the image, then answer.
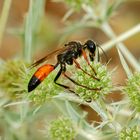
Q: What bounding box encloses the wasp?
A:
[28,40,106,93]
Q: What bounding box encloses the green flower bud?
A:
[0,60,28,98]
[119,126,139,140]
[49,117,76,140]
[123,72,140,111]
[72,61,112,101]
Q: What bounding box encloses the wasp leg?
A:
[82,50,97,75]
[63,73,101,91]
[73,59,100,81]
[54,67,75,93]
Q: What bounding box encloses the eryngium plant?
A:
[72,60,112,102]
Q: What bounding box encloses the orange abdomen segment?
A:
[28,64,54,92]
[34,64,54,81]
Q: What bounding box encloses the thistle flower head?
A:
[72,61,112,102]
[0,60,28,98]
[119,126,139,140]
[48,117,76,140]
[123,72,140,111]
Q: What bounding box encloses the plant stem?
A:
[117,48,132,77]
[3,101,30,108]
[102,24,140,51]
[101,23,140,71]
[78,129,100,140]
[24,0,33,63]
[0,0,11,47]
[52,99,68,116]
[54,93,122,132]
[23,0,45,62]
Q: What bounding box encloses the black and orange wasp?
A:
[28,40,106,93]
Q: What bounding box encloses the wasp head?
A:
[84,40,97,61]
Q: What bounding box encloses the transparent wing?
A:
[29,46,69,69]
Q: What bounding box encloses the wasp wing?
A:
[29,47,68,69]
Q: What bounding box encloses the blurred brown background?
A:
[0,0,140,59]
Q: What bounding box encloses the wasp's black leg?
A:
[63,73,101,91]
[54,68,68,89]
[73,59,100,81]
[54,67,75,93]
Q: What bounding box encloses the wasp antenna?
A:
[96,46,100,62]
[97,44,108,63]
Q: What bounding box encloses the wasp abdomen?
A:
[28,64,54,92]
